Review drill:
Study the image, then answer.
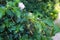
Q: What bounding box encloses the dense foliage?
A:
[21,0,59,20]
[0,0,60,40]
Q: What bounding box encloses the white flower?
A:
[52,32,60,40]
[18,2,25,10]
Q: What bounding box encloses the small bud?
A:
[28,12,32,16]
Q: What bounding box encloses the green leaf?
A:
[0,24,5,32]
[0,37,2,40]
[0,7,5,18]
[12,7,21,18]
[14,0,20,3]
[6,9,14,17]
[42,18,54,26]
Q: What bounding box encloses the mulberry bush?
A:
[0,0,60,40]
